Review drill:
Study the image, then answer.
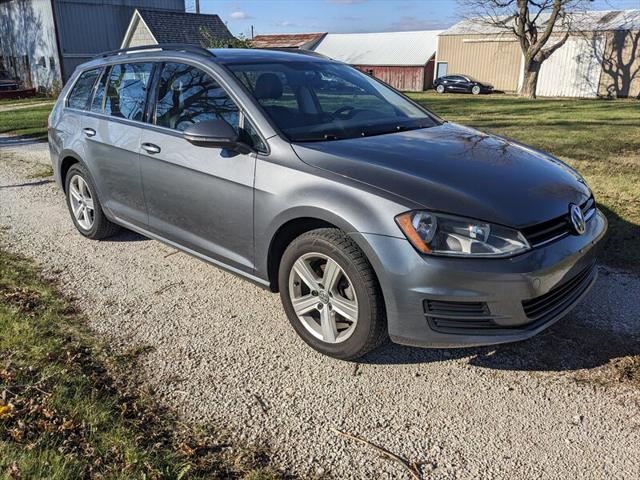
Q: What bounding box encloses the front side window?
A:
[226,61,438,142]
[154,63,239,131]
[104,62,153,121]
[67,68,101,110]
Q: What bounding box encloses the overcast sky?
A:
[187,0,639,37]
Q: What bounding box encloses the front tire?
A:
[65,163,119,240]
[471,85,481,95]
[436,84,445,94]
[279,228,387,360]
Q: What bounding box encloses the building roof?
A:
[312,30,441,66]
[441,9,640,35]
[121,8,234,47]
[250,33,327,49]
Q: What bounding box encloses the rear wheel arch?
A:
[59,155,81,192]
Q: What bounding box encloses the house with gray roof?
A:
[121,8,234,48]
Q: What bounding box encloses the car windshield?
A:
[226,61,439,142]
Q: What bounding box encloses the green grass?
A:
[0,104,51,138]
[0,249,280,479]
[0,96,54,106]
[408,92,640,273]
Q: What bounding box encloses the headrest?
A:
[254,72,283,100]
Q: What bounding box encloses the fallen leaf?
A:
[0,404,13,417]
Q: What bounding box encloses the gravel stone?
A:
[1,147,639,479]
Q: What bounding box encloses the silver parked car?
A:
[48,45,607,360]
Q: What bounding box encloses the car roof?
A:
[208,48,331,63]
[73,45,335,76]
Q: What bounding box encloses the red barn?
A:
[312,30,442,91]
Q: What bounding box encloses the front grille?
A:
[522,262,597,322]
[522,197,596,248]
[424,300,501,332]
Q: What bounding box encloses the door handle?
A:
[83,127,96,137]
[141,143,161,154]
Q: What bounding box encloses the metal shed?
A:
[0,0,184,91]
[312,30,442,91]
[437,9,640,98]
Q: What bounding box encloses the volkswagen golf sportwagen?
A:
[48,44,607,359]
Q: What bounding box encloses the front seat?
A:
[254,73,298,128]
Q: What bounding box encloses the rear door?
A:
[447,76,466,92]
[82,62,154,227]
[139,62,258,273]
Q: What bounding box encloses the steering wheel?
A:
[332,106,357,119]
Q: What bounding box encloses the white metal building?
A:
[437,9,640,98]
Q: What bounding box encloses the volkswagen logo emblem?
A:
[318,290,330,304]
[569,204,586,235]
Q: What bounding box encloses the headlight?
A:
[395,211,530,257]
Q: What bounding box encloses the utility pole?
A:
[251,25,254,39]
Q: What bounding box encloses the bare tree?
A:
[458,0,593,98]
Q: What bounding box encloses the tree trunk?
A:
[520,58,543,99]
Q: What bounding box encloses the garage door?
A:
[536,36,604,98]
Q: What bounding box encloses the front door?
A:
[83,62,154,227]
[139,62,256,273]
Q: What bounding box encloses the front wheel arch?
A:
[267,217,337,292]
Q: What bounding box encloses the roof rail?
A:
[97,43,215,59]
[263,48,331,59]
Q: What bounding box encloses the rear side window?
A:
[67,68,101,110]
[104,63,153,121]
[154,63,239,131]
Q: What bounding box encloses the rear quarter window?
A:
[67,68,101,110]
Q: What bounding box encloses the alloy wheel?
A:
[68,174,95,230]
[288,252,358,344]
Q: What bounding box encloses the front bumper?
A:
[353,209,608,348]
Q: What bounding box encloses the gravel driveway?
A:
[1,145,639,479]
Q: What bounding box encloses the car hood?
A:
[291,122,590,228]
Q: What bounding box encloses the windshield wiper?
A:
[293,133,341,142]
[358,124,423,138]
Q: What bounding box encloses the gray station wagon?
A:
[48,44,607,360]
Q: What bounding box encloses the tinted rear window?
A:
[67,68,101,110]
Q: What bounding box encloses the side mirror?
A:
[183,119,240,149]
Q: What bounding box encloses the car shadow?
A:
[103,229,149,242]
[359,267,640,373]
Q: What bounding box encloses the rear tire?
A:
[65,163,119,240]
[279,228,387,360]
[436,84,445,94]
